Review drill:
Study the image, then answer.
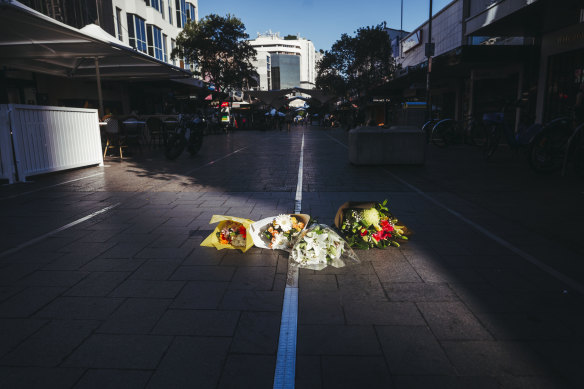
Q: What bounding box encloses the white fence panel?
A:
[6,104,103,182]
[0,105,15,183]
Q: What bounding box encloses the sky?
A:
[199,0,453,52]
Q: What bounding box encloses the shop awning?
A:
[465,0,581,37]
[0,0,191,80]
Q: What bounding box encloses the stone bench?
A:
[348,126,426,165]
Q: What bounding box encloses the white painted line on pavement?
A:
[0,172,105,200]
[323,131,584,295]
[274,131,304,389]
[385,170,584,295]
[294,134,305,214]
[0,203,120,259]
[184,146,248,176]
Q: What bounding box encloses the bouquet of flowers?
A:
[336,200,409,249]
[263,214,306,249]
[290,224,360,270]
[249,214,309,250]
[200,215,255,252]
[217,221,247,247]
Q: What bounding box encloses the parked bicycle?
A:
[164,114,205,160]
[529,117,584,176]
[422,118,439,143]
[482,103,541,160]
[430,115,487,148]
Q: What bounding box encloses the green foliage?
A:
[339,200,408,250]
[283,34,298,40]
[171,14,258,93]
[316,23,395,99]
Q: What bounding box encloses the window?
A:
[146,0,164,15]
[147,24,164,60]
[171,39,176,65]
[127,14,147,53]
[175,0,187,28]
[147,0,160,12]
[186,2,196,21]
[162,33,168,63]
[115,7,123,41]
[168,1,173,25]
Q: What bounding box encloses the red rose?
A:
[360,229,368,236]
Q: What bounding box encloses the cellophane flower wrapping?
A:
[290,224,360,270]
[200,215,255,253]
[335,200,410,250]
[250,214,310,251]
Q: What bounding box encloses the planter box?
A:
[349,126,426,165]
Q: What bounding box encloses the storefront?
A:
[538,23,584,122]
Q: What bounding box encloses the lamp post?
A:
[426,0,434,121]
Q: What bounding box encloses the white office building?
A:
[111,0,198,69]
[249,32,317,91]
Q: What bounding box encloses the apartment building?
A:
[19,0,198,69]
[249,32,317,91]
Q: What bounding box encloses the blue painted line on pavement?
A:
[274,131,303,389]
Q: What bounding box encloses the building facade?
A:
[386,0,538,128]
[465,0,584,123]
[249,32,317,91]
[387,0,582,126]
[19,0,198,70]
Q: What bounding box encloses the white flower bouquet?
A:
[290,224,360,270]
[250,214,309,250]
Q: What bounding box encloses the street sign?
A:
[425,42,435,57]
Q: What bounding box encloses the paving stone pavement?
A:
[0,127,583,388]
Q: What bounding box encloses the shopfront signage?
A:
[556,31,584,46]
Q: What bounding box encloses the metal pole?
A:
[94,57,104,118]
[400,0,403,32]
[426,0,433,121]
[95,0,100,26]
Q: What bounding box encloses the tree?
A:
[171,14,258,93]
[316,24,394,100]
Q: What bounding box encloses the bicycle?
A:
[482,106,542,160]
[430,116,487,148]
[422,118,439,143]
[164,114,205,160]
[562,122,584,177]
[529,117,583,176]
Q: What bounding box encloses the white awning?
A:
[0,0,191,80]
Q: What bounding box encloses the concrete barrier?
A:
[349,126,426,165]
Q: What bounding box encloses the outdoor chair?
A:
[121,117,144,156]
[102,117,126,158]
[146,117,164,147]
